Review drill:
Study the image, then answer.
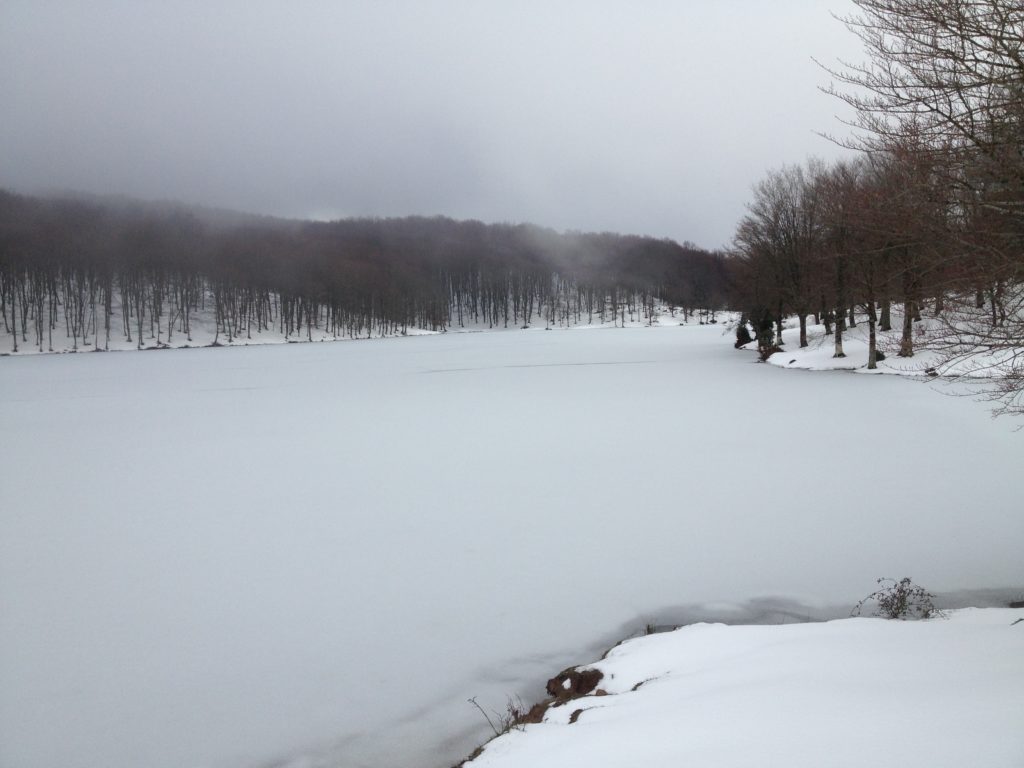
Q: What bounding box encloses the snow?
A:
[0,293,698,355]
[468,608,1024,768]
[758,309,1013,379]
[1,325,1020,768]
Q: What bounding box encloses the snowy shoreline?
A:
[458,602,1024,768]
[0,293,712,357]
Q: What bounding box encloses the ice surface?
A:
[1,326,1020,768]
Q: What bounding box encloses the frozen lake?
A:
[1,325,1020,768]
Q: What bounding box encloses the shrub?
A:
[467,696,526,737]
[852,577,944,620]
[735,323,753,348]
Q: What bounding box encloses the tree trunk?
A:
[756,311,775,360]
[104,284,111,350]
[10,290,17,353]
[798,313,808,348]
[879,298,891,331]
[866,300,879,370]
[990,282,1005,327]
[899,300,914,357]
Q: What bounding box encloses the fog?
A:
[0,0,862,247]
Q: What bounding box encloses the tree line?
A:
[0,191,730,353]
[729,0,1023,415]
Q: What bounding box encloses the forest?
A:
[0,190,729,352]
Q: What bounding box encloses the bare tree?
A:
[822,0,1023,410]
[734,163,825,350]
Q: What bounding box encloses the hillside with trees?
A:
[0,191,730,353]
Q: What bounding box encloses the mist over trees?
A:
[729,0,1023,415]
[7,0,1019,420]
[0,191,729,353]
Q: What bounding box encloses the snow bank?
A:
[467,608,1024,768]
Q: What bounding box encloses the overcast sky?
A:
[1,1,863,248]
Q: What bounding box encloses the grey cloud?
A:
[0,0,862,248]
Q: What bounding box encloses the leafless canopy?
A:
[824,1,1023,198]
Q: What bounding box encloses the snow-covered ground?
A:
[758,309,1013,379]
[762,315,943,374]
[467,607,1024,768]
[0,294,700,355]
[1,324,1020,768]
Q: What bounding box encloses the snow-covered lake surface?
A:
[1,325,1020,768]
